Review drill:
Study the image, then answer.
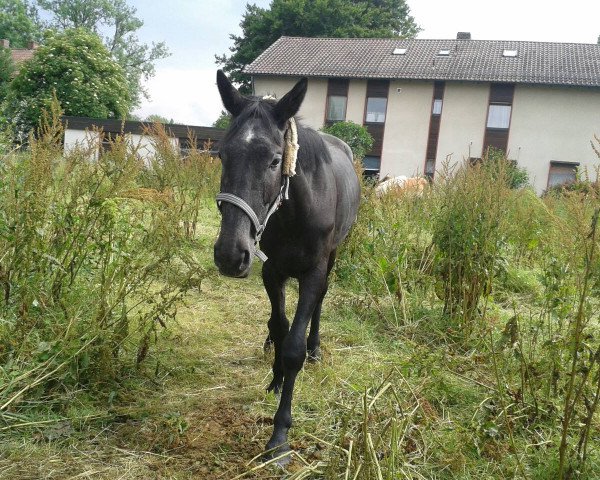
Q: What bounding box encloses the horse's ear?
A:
[216,70,248,117]
[274,77,308,128]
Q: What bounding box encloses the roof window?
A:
[503,49,518,57]
[393,48,407,55]
[438,49,450,56]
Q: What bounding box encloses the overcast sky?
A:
[129,0,600,126]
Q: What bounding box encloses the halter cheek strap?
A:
[215,117,298,262]
[216,176,290,262]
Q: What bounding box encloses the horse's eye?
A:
[270,155,282,169]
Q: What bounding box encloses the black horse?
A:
[213,70,360,463]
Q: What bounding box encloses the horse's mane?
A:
[224,98,332,175]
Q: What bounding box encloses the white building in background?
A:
[246,33,600,193]
[62,117,225,160]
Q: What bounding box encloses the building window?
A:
[424,81,445,179]
[425,158,436,178]
[326,95,347,122]
[362,155,380,178]
[548,161,578,188]
[487,104,511,129]
[365,97,387,123]
[326,78,349,124]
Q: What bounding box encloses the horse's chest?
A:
[262,228,330,275]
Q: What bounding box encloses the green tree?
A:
[37,0,169,108]
[321,121,373,160]
[5,28,130,141]
[217,0,420,92]
[0,0,43,48]
[145,114,174,124]
[212,110,231,129]
[0,45,14,101]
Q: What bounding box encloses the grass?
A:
[0,201,588,479]
[0,203,488,479]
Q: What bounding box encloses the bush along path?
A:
[1,120,600,478]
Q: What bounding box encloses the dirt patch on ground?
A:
[113,403,280,479]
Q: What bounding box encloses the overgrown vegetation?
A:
[1,116,600,479]
[0,107,216,426]
[330,147,600,479]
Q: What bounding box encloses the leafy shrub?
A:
[321,121,373,160]
[483,147,530,189]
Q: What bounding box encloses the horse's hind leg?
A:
[262,261,289,395]
[307,249,336,362]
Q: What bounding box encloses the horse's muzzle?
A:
[214,240,252,278]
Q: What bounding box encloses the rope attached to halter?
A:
[215,117,299,262]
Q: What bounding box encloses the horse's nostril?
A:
[240,249,251,271]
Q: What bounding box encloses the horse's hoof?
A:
[307,346,322,363]
[267,376,283,395]
[263,445,292,467]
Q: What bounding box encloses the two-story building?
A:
[245,33,600,193]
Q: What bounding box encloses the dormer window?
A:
[503,49,518,57]
[393,48,407,55]
[438,49,450,56]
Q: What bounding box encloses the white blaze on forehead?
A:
[244,126,255,143]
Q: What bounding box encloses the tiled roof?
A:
[10,49,35,63]
[245,36,600,87]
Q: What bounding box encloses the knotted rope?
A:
[283,117,298,178]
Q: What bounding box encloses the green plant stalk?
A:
[558,207,599,478]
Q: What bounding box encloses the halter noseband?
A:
[215,117,298,262]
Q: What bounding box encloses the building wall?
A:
[435,82,489,167]
[508,85,600,193]
[253,76,328,129]
[64,129,101,159]
[346,79,367,124]
[64,128,178,162]
[254,75,600,192]
[379,80,433,177]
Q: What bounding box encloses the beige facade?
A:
[254,75,600,193]
[508,85,600,192]
[380,80,433,177]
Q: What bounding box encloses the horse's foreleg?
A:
[265,263,328,463]
[262,262,289,395]
[307,249,336,362]
[306,297,324,362]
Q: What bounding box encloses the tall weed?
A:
[0,111,217,419]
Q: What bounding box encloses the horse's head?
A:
[213,70,308,277]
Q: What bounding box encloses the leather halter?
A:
[216,175,289,262]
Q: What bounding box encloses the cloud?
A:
[134,67,223,126]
